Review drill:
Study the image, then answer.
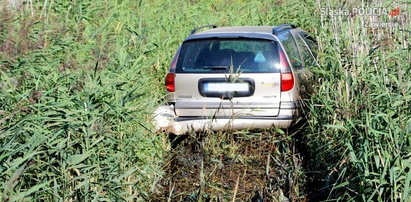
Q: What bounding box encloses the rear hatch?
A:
[174,38,282,118]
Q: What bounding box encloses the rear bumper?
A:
[153,105,296,135]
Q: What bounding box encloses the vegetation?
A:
[306,0,410,200]
[0,0,409,201]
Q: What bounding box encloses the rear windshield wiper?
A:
[200,66,230,70]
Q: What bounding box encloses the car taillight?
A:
[279,50,294,91]
[165,73,175,92]
[165,48,180,92]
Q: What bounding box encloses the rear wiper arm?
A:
[200,66,229,70]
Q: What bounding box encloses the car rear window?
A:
[176,39,281,73]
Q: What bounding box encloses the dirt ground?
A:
[151,131,307,201]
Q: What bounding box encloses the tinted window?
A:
[300,33,318,59]
[176,39,281,73]
[296,34,316,67]
[277,32,303,69]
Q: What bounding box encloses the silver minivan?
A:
[154,24,317,134]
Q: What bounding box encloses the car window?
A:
[277,32,303,69]
[299,33,318,62]
[301,35,318,58]
[219,40,271,53]
[296,34,316,67]
[176,39,281,73]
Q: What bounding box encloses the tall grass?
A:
[0,0,409,200]
[304,0,411,200]
[0,1,168,200]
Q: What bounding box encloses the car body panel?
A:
[154,104,295,135]
[174,73,281,117]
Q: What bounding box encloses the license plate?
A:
[204,82,249,93]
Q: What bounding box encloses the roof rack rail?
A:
[272,24,297,35]
[190,24,217,34]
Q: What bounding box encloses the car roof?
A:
[185,26,280,41]
[199,26,274,34]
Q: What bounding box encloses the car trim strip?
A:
[280,101,300,109]
[175,115,293,122]
[175,101,300,109]
[175,102,280,109]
